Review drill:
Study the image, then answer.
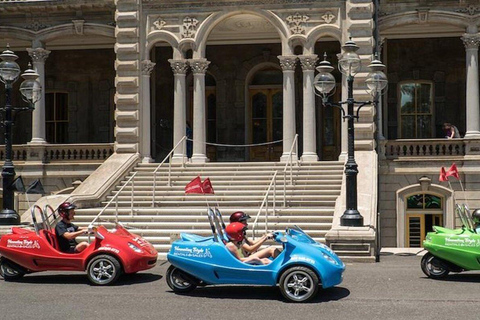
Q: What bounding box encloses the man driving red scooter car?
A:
[55,202,89,253]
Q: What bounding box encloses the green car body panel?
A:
[423,226,480,271]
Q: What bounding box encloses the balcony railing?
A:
[384,139,466,159]
[0,143,114,163]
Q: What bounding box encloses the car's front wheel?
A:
[87,254,122,285]
[0,257,25,281]
[166,265,197,293]
[279,266,319,302]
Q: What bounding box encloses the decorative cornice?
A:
[462,33,480,49]
[168,59,189,75]
[298,55,318,71]
[143,0,331,9]
[27,47,50,63]
[278,55,297,71]
[142,60,156,75]
[188,58,210,74]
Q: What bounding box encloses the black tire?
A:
[86,254,122,286]
[0,257,25,281]
[166,265,197,293]
[421,252,450,279]
[279,266,319,302]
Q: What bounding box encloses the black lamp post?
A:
[0,46,41,225]
[313,39,387,227]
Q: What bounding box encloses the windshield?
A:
[287,225,316,244]
[456,204,475,231]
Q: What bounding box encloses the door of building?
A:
[249,88,283,161]
[405,193,444,247]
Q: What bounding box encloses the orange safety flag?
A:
[446,163,460,180]
[185,176,203,194]
[202,178,215,194]
[439,167,447,182]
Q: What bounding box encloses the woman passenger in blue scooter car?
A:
[225,223,273,265]
[228,211,281,261]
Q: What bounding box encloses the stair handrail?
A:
[252,170,278,240]
[89,171,138,228]
[283,134,299,206]
[152,135,187,207]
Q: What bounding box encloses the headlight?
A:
[128,242,143,253]
[425,234,431,242]
[322,252,338,265]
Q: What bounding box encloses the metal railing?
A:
[283,134,299,206]
[251,170,278,239]
[89,172,138,227]
[152,136,187,206]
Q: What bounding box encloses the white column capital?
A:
[141,60,156,75]
[278,55,298,71]
[188,58,210,74]
[27,48,50,63]
[462,33,480,49]
[298,55,318,71]
[168,59,189,74]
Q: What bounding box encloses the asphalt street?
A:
[1,254,480,320]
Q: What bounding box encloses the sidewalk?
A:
[380,247,426,256]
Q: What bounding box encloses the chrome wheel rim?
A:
[90,259,116,284]
[283,271,314,301]
[171,269,192,289]
[1,263,20,277]
[426,256,446,276]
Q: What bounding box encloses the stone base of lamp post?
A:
[0,209,20,225]
[325,226,376,262]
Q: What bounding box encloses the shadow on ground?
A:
[169,285,350,303]
[9,272,162,286]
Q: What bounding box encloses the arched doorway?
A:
[248,67,283,161]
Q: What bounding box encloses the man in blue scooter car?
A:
[229,211,281,260]
[55,202,89,253]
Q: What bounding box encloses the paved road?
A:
[1,254,480,320]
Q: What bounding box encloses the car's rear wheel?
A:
[166,265,197,293]
[87,254,122,286]
[421,252,450,279]
[0,257,25,281]
[279,266,319,302]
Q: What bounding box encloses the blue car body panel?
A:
[167,227,345,288]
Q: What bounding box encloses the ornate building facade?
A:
[1,0,480,251]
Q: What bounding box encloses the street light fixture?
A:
[314,39,388,227]
[0,45,41,225]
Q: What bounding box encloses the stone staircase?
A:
[74,161,344,259]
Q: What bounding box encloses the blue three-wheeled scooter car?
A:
[166,208,345,302]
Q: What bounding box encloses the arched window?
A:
[405,193,443,247]
[398,81,434,138]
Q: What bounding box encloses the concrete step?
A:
[101,200,337,207]
[106,194,340,201]
[75,207,335,215]
[74,215,333,224]
[114,184,341,191]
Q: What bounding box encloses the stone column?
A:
[462,33,480,138]
[278,55,297,162]
[189,58,210,163]
[299,55,319,162]
[141,60,155,163]
[27,48,50,144]
[168,59,189,163]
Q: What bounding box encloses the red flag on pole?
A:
[185,176,203,194]
[446,163,460,180]
[439,167,447,182]
[202,178,215,194]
